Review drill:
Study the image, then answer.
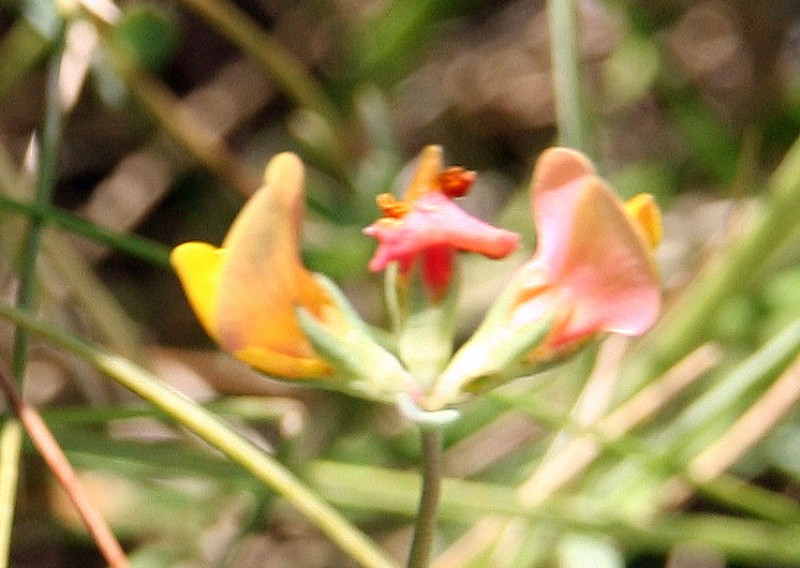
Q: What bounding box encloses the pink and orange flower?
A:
[363,145,520,298]
[171,146,661,410]
[513,147,661,361]
[427,148,661,407]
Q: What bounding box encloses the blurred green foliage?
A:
[2,0,800,567]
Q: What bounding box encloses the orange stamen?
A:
[438,166,476,198]
[376,193,410,218]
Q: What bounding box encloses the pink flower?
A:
[363,145,520,298]
[515,147,661,361]
[427,147,662,409]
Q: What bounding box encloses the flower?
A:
[170,152,339,379]
[514,147,661,361]
[427,148,661,408]
[363,145,520,298]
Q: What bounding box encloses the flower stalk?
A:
[406,428,443,568]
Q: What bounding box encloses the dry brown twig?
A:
[0,367,129,568]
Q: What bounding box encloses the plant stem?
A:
[0,195,170,267]
[0,421,21,568]
[406,428,443,568]
[11,39,63,380]
[0,305,398,568]
[547,0,589,152]
[0,369,129,568]
[0,37,64,568]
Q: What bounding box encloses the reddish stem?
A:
[0,367,129,568]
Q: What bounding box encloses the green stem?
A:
[0,38,64,568]
[0,421,21,567]
[11,42,63,378]
[0,304,398,568]
[0,195,170,266]
[406,428,442,568]
[547,0,589,152]
[307,460,800,566]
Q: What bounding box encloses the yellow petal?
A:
[170,242,226,342]
[624,193,662,249]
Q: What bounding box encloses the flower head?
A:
[170,153,339,379]
[363,145,520,298]
[427,147,661,408]
[515,147,661,360]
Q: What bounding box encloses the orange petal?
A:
[234,344,332,378]
[438,166,476,198]
[215,153,330,360]
[404,145,444,202]
[171,152,334,379]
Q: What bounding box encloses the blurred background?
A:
[3,0,800,566]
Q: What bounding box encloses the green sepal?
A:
[425,308,555,410]
[385,257,460,387]
[296,274,413,403]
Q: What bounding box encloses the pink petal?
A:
[519,148,660,350]
[363,192,520,272]
[530,177,660,348]
[557,177,660,336]
[530,148,597,274]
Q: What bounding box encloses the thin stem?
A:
[0,304,398,568]
[0,195,170,266]
[0,368,128,568]
[0,421,21,567]
[406,428,443,568]
[518,344,721,507]
[547,0,589,152]
[662,354,800,510]
[0,38,64,568]
[12,39,63,378]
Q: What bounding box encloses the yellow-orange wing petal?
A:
[215,153,331,367]
[624,193,662,249]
